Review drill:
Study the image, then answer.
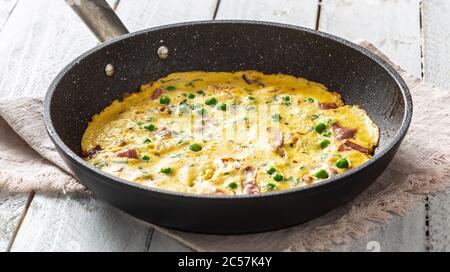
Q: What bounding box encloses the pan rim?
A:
[44,19,413,200]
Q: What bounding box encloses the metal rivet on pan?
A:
[157,46,169,60]
[105,63,115,77]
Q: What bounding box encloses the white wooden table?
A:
[0,0,448,252]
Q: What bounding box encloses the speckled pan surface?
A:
[44,21,412,234]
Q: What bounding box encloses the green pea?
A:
[266,183,277,190]
[187,93,195,99]
[189,143,202,152]
[314,169,329,179]
[315,123,326,133]
[336,158,349,169]
[205,97,218,106]
[227,182,238,189]
[283,96,290,102]
[273,173,284,182]
[266,166,276,175]
[161,167,172,174]
[159,95,170,105]
[141,155,150,162]
[219,103,227,111]
[320,139,330,149]
[144,124,156,132]
[271,114,282,122]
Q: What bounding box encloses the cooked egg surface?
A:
[82,71,379,195]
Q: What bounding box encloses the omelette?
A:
[81,71,379,195]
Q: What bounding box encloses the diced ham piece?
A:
[82,145,103,159]
[319,102,338,110]
[277,148,286,158]
[328,167,339,175]
[151,88,163,100]
[344,140,371,154]
[267,127,283,150]
[332,123,357,140]
[243,166,259,194]
[338,144,351,152]
[116,148,139,159]
[155,127,172,140]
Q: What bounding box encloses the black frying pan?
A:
[44,0,412,234]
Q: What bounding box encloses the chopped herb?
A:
[161,167,172,174]
[189,143,202,152]
[306,97,315,103]
[315,123,326,133]
[143,138,152,143]
[283,96,291,102]
[159,95,171,105]
[266,183,277,190]
[144,124,156,132]
[219,103,227,111]
[187,93,196,99]
[336,158,349,169]
[165,85,176,91]
[136,121,143,126]
[205,97,218,106]
[246,106,256,111]
[320,139,330,149]
[248,96,256,101]
[311,114,320,120]
[227,182,238,189]
[178,104,189,113]
[196,108,207,116]
[196,90,206,96]
[323,131,332,137]
[141,155,150,162]
[266,166,277,175]
[145,116,153,122]
[271,114,282,122]
[273,173,284,182]
[314,169,329,179]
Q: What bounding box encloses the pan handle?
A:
[65,0,129,42]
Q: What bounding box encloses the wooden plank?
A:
[0,0,17,29]
[422,0,450,90]
[0,0,115,97]
[116,0,219,31]
[0,192,30,252]
[2,0,152,252]
[319,0,426,251]
[421,0,450,252]
[0,0,32,252]
[215,0,318,27]
[319,0,422,78]
[10,193,152,252]
[148,231,194,252]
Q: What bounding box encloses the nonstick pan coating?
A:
[44,21,412,234]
